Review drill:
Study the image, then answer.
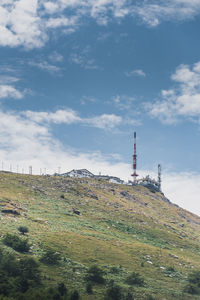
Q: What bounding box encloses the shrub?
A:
[124,290,135,300]
[105,284,123,300]
[19,257,41,283]
[125,272,144,286]
[188,270,200,285]
[184,283,200,295]
[110,267,119,274]
[70,290,80,300]
[40,249,61,265]
[146,295,156,300]
[3,233,30,253]
[184,270,200,295]
[85,265,105,284]
[0,249,41,298]
[57,282,67,296]
[166,266,175,272]
[18,226,29,235]
[86,282,93,294]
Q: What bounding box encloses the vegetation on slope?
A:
[0,172,200,299]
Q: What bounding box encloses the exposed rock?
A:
[1,209,20,215]
[73,208,80,215]
[120,191,129,198]
[169,254,179,259]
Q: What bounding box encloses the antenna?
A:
[29,166,32,175]
[158,164,161,190]
[131,132,138,184]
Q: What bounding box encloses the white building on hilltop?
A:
[61,169,94,178]
[59,169,124,184]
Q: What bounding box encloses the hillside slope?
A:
[0,171,200,299]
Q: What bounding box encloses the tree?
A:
[3,233,30,253]
[40,249,61,265]
[105,284,123,300]
[57,282,67,296]
[18,226,29,235]
[70,290,79,300]
[184,270,200,295]
[86,282,93,294]
[85,265,105,284]
[125,272,144,286]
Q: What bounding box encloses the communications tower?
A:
[131,132,138,184]
[158,164,161,190]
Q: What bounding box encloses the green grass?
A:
[0,172,200,299]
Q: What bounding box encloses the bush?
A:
[166,266,175,272]
[125,272,144,286]
[40,249,61,265]
[124,291,135,300]
[85,265,105,284]
[110,267,119,274]
[70,290,80,300]
[146,295,156,300]
[18,226,29,235]
[86,282,93,294]
[0,249,41,298]
[57,282,67,296]
[105,284,123,300]
[184,270,200,295]
[188,270,200,285]
[3,233,30,253]
[184,283,200,295]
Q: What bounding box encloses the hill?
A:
[0,171,200,299]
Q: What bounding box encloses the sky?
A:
[1,0,200,215]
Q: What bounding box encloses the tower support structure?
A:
[158,164,161,190]
[131,132,138,184]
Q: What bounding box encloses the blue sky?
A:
[1,0,200,214]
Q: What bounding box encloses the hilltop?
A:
[0,171,200,299]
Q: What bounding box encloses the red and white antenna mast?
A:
[131,132,138,184]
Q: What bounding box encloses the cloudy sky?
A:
[0,0,200,215]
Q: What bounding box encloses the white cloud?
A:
[24,109,81,124]
[162,172,200,216]
[0,0,47,48]
[0,107,127,179]
[29,61,61,73]
[112,95,136,110]
[1,0,200,49]
[0,75,19,84]
[125,69,146,77]
[86,113,122,129]
[45,16,78,28]
[0,85,24,99]
[70,52,99,70]
[134,0,200,27]
[147,62,200,124]
[24,108,122,129]
[48,51,63,63]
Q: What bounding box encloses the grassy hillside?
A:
[0,171,200,299]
